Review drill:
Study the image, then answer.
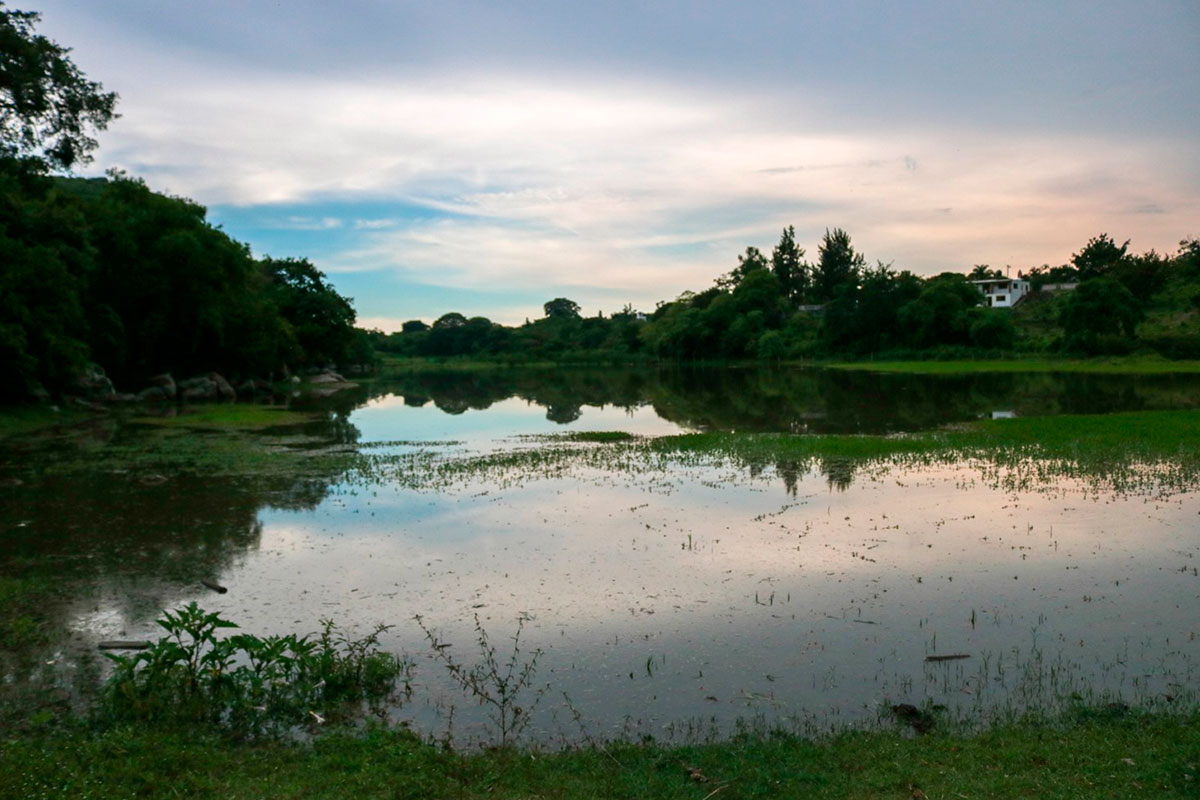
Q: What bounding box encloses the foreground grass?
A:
[827,356,1200,374]
[3,710,1196,799]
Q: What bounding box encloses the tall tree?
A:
[719,246,769,289]
[812,228,864,303]
[1071,233,1129,280]
[770,225,808,303]
[1,5,118,170]
[543,297,581,319]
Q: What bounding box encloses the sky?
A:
[33,0,1200,329]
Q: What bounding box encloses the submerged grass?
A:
[2,709,1196,799]
[131,404,316,430]
[360,409,1200,498]
[828,356,1200,374]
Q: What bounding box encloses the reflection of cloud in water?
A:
[203,458,1200,742]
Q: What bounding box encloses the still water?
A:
[3,366,1198,744]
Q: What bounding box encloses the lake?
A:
[2,365,1198,745]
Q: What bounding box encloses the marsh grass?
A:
[828,356,1200,374]
[352,409,1200,498]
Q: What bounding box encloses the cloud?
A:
[277,216,343,231]
[45,0,1198,320]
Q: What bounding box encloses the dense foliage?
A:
[0,7,366,400]
[0,167,366,399]
[381,227,1200,364]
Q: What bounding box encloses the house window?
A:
[996,295,1006,303]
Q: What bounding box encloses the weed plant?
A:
[415,613,545,748]
[101,603,412,738]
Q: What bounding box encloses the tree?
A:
[433,312,467,329]
[896,273,982,349]
[719,246,768,289]
[1059,276,1142,353]
[543,297,581,319]
[401,319,429,333]
[812,228,864,303]
[262,257,357,367]
[1071,233,1129,280]
[770,225,808,303]
[968,264,1002,280]
[1,5,118,170]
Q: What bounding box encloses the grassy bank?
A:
[3,709,1196,799]
[827,356,1200,374]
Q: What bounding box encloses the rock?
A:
[289,375,301,384]
[178,376,218,401]
[29,383,52,404]
[238,378,273,396]
[69,396,109,413]
[148,373,176,398]
[74,363,114,400]
[104,393,139,404]
[207,372,237,401]
[308,372,346,385]
[137,385,172,402]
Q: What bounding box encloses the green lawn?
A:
[3,710,1196,799]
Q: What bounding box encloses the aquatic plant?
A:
[101,603,411,737]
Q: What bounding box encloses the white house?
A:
[971,276,1031,308]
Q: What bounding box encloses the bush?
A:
[102,603,411,737]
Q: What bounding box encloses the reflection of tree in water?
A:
[368,366,1200,494]
[546,404,582,424]
[819,457,856,492]
[0,468,342,670]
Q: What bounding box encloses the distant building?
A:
[971,276,1031,308]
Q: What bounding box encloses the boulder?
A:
[69,396,109,413]
[137,385,172,402]
[237,378,273,396]
[207,372,237,401]
[148,373,176,398]
[74,363,114,400]
[309,371,347,385]
[104,393,139,404]
[178,376,218,401]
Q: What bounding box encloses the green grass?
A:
[0,574,62,648]
[3,710,1196,798]
[132,403,317,430]
[402,409,1200,497]
[653,409,1200,461]
[0,406,92,440]
[827,356,1200,374]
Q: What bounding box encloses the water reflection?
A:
[373,365,1200,434]
[2,366,1198,743]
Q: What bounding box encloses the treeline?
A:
[376,228,1200,363]
[0,163,370,401]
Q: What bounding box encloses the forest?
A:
[377,227,1200,364]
